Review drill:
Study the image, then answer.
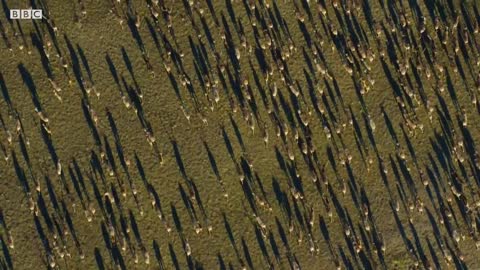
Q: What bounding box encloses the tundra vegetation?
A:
[1,0,480,269]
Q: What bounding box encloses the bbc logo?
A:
[10,9,43,20]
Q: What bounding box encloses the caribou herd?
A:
[1,0,480,269]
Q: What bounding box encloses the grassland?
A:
[1,0,480,269]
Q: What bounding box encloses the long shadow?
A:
[122,77,145,121]
[189,37,209,80]
[167,70,183,101]
[40,123,59,170]
[114,143,129,183]
[172,140,188,180]
[345,163,359,197]
[275,216,290,252]
[61,200,80,246]
[134,152,149,187]
[268,232,281,263]
[445,237,468,269]
[105,53,120,87]
[217,253,227,270]
[100,222,113,253]
[0,17,12,51]
[288,166,305,200]
[253,43,268,74]
[390,202,415,254]
[199,16,215,50]
[253,173,270,207]
[178,183,197,227]
[402,125,419,161]
[381,106,399,145]
[169,243,181,270]
[153,239,165,270]
[0,72,12,110]
[126,14,146,53]
[90,149,106,185]
[380,60,402,97]
[241,178,258,215]
[427,147,444,186]
[445,71,459,108]
[328,185,346,223]
[459,124,479,177]
[362,112,377,152]
[226,67,244,106]
[272,1,290,37]
[31,33,53,79]
[77,44,93,82]
[221,126,235,161]
[145,18,163,55]
[358,250,373,270]
[326,146,337,174]
[430,132,451,173]
[189,179,207,217]
[110,184,123,212]
[338,245,354,270]
[357,226,372,255]
[11,151,30,193]
[224,0,237,32]
[33,215,50,252]
[229,115,245,151]
[118,213,131,247]
[435,108,453,142]
[171,203,183,233]
[88,170,105,218]
[111,245,127,270]
[0,236,12,269]
[18,134,32,171]
[106,109,121,142]
[81,99,101,147]
[203,141,220,179]
[396,156,416,197]
[298,20,312,48]
[120,47,141,91]
[426,208,444,250]
[222,213,238,255]
[129,210,143,246]
[275,147,288,175]
[241,237,254,269]
[331,79,345,111]
[18,64,42,111]
[250,61,268,110]
[44,175,60,213]
[277,91,296,127]
[94,247,105,270]
[147,183,166,218]
[0,0,14,29]
[426,237,441,270]
[319,214,331,246]
[240,157,253,181]
[103,193,117,227]
[254,224,271,263]
[349,106,366,151]
[408,222,427,268]
[64,35,87,97]
[103,135,117,175]
[321,88,337,123]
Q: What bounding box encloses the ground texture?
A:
[1,0,480,269]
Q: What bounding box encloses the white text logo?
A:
[10,9,43,20]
